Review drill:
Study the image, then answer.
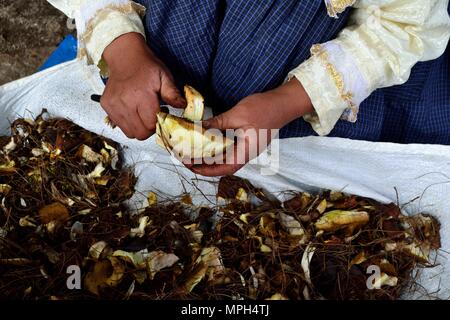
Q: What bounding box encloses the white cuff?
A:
[288,50,346,136]
[76,0,146,71]
[288,43,368,136]
[320,42,369,122]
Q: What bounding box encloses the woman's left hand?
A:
[186,78,314,177]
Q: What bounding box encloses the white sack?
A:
[1,60,449,299]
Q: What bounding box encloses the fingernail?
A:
[183,162,193,169]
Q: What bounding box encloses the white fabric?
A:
[288,54,347,137]
[1,60,450,299]
[321,42,368,123]
[78,0,129,35]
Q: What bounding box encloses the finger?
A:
[160,74,186,108]
[202,110,238,130]
[191,163,244,177]
[182,160,195,169]
[115,114,135,139]
[189,142,246,177]
[128,108,152,140]
[100,97,133,138]
[137,92,159,132]
[110,98,149,140]
[115,116,134,139]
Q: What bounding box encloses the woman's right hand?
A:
[101,32,186,140]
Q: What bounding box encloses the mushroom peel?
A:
[182,85,205,122]
[156,85,234,160]
[156,113,233,160]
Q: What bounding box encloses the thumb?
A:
[160,74,186,108]
[203,111,234,130]
[202,106,245,130]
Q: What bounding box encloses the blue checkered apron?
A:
[135,0,450,145]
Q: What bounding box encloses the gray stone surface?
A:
[0,0,71,85]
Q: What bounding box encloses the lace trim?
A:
[80,2,145,45]
[311,44,358,122]
[324,0,356,18]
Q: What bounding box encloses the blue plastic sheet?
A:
[38,35,77,71]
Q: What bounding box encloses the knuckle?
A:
[216,116,225,129]
[121,126,134,139]
[135,135,148,141]
[123,130,133,139]
[147,123,156,132]
[103,96,120,108]
[99,96,110,107]
[121,89,138,101]
[119,94,131,105]
[135,130,151,141]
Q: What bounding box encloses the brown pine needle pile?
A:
[0,113,442,300]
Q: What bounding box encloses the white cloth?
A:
[1,60,449,299]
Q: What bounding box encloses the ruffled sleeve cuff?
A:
[288,43,369,136]
[75,0,146,75]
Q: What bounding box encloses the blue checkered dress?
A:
[135,0,450,145]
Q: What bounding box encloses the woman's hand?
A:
[101,32,186,140]
[187,78,314,176]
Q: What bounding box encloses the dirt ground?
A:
[0,0,71,85]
